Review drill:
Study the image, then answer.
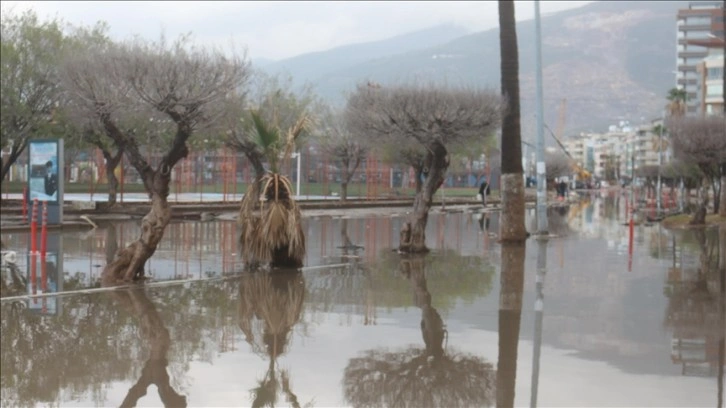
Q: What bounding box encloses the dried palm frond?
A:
[281,114,312,169]
[238,173,306,268]
[237,272,306,358]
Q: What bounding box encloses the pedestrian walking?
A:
[478,180,490,207]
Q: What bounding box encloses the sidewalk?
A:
[1,192,341,203]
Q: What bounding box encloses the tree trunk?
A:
[498,0,528,242]
[399,142,448,253]
[414,166,424,194]
[690,178,709,225]
[340,182,348,201]
[340,159,351,202]
[246,152,266,182]
[496,241,525,408]
[713,177,721,215]
[105,160,120,207]
[101,147,124,207]
[104,193,172,282]
[113,288,186,407]
[720,165,726,217]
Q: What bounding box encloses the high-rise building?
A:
[675,1,724,115]
[692,36,725,115]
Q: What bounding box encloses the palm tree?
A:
[666,88,688,117]
[498,0,528,241]
[238,111,309,268]
[237,272,306,407]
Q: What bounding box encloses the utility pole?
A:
[534,0,548,235]
[656,113,664,214]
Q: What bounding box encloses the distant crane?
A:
[543,98,572,160]
[543,98,592,184]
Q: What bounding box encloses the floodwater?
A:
[1,194,724,407]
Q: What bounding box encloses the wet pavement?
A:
[1,193,724,407]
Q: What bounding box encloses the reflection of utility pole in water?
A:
[497,242,525,408]
[530,235,547,408]
[718,225,725,408]
[628,187,635,272]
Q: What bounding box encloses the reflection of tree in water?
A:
[1,273,237,406]
[1,256,26,298]
[343,255,495,408]
[237,271,307,407]
[0,292,137,407]
[110,288,186,407]
[369,249,495,311]
[664,227,725,381]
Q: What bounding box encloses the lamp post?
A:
[292,151,301,197]
[534,0,548,235]
[656,114,664,214]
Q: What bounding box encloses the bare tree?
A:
[346,83,501,253]
[314,107,368,201]
[668,116,726,222]
[63,35,250,282]
[343,255,495,408]
[498,0,528,242]
[0,11,67,196]
[635,165,660,196]
[544,151,571,187]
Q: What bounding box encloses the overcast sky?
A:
[2,1,593,61]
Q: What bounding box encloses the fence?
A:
[4,146,493,202]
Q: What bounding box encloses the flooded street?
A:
[1,194,724,407]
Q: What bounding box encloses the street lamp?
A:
[656,113,664,214]
[534,0,548,235]
[291,151,301,197]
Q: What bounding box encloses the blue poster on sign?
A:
[28,141,59,203]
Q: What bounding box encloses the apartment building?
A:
[563,122,670,182]
[675,1,724,115]
[692,36,725,115]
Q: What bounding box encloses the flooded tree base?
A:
[398,222,430,254]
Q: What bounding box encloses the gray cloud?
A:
[3,1,592,60]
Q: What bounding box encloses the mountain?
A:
[261,1,688,138]
[259,23,471,83]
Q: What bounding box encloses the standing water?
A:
[1,194,723,407]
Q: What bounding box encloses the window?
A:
[706,86,722,96]
[685,16,712,25]
[707,67,724,79]
[686,30,712,39]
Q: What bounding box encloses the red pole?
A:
[31,250,37,299]
[22,187,28,223]
[628,210,634,272]
[30,199,39,254]
[40,201,48,257]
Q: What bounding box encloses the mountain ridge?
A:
[261,1,688,137]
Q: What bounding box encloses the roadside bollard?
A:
[40,201,48,258]
[30,199,39,254]
[31,249,37,300]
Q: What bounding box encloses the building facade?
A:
[675,1,724,115]
[692,36,725,116]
